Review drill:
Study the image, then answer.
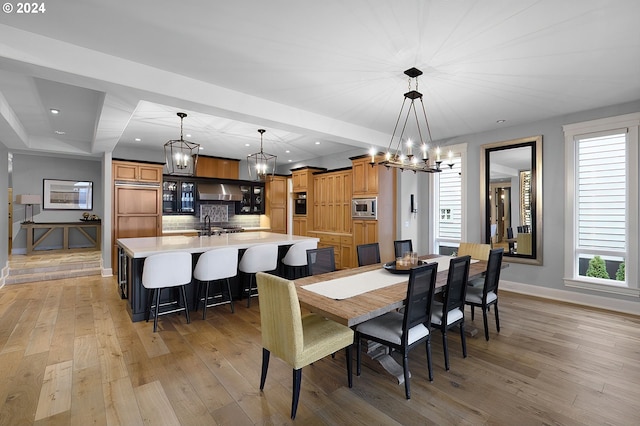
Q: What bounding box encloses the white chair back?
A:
[239,244,278,274]
[194,248,238,281]
[282,240,318,267]
[142,252,192,289]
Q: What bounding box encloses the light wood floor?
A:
[1,275,639,425]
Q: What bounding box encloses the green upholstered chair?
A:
[256,272,353,419]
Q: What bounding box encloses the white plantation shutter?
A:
[576,133,626,252]
[436,155,462,240]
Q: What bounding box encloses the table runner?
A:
[300,256,478,300]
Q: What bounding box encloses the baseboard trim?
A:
[101,267,113,277]
[501,280,640,316]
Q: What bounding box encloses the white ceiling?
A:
[0,0,639,167]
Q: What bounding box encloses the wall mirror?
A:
[480,135,542,265]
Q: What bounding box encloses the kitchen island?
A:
[117,232,318,322]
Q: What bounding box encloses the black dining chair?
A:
[355,262,438,399]
[465,248,504,341]
[506,227,515,254]
[306,247,336,276]
[357,243,380,266]
[431,255,471,371]
[394,239,413,259]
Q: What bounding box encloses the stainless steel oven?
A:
[351,197,377,219]
[294,193,307,215]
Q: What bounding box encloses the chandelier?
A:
[247,128,277,181]
[375,67,454,173]
[164,112,200,176]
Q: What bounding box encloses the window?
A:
[563,113,639,296]
[431,144,466,255]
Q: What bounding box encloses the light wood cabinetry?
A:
[291,167,325,236]
[112,161,163,273]
[308,231,354,270]
[352,157,378,196]
[195,156,240,179]
[350,155,396,263]
[313,169,352,234]
[113,160,163,183]
[266,175,288,234]
[293,217,307,236]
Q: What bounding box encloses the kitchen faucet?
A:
[204,215,211,236]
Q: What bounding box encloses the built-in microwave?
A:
[352,197,377,219]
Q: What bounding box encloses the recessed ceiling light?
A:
[186,134,192,138]
[54,130,66,135]
[315,141,320,145]
[50,108,60,115]
[134,138,141,142]
[288,159,292,162]
[285,150,290,153]
[496,119,506,124]
[199,146,203,150]
[245,143,250,147]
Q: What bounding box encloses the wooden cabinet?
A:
[292,169,309,192]
[312,169,352,234]
[266,175,288,234]
[309,231,354,269]
[353,220,378,248]
[113,160,163,183]
[112,161,163,273]
[195,156,240,179]
[293,217,307,236]
[352,157,378,196]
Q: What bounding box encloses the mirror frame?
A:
[480,135,543,265]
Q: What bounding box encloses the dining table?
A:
[294,254,498,384]
[295,254,490,327]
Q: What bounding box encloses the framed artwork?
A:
[43,179,93,210]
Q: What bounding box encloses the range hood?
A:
[197,183,243,201]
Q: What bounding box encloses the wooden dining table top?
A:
[294,254,491,327]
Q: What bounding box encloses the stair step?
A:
[5,267,102,285]
[8,260,102,276]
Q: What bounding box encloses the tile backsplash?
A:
[162,201,261,231]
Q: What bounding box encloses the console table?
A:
[21,221,101,255]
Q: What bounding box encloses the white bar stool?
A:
[193,247,238,319]
[142,251,192,332]
[238,244,278,307]
[282,240,317,279]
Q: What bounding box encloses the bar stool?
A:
[238,244,278,307]
[142,251,192,332]
[193,247,238,319]
[282,240,317,279]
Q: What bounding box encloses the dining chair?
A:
[357,243,380,266]
[306,247,336,275]
[457,242,490,261]
[282,239,318,279]
[256,272,353,419]
[431,255,471,371]
[506,227,515,254]
[355,262,438,399]
[393,239,413,258]
[238,244,278,307]
[193,247,238,319]
[465,248,504,341]
[142,251,192,332]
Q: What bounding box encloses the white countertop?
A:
[162,226,270,235]
[117,232,318,258]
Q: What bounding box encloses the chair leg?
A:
[246,274,253,308]
[202,281,210,320]
[345,345,352,388]
[470,305,475,320]
[482,306,490,341]
[193,280,201,312]
[226,278,235,313]
[356,334,362,376]
[259,348,270,390]
[426,337,433,382]
[180,285,191,325]
[402,352,411,399]
[291,368,302,419]
[153,288,161,332]
[442,329,449,371]
[460,322,467,358]
[145,288,154,322]
[494,302,500,333]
